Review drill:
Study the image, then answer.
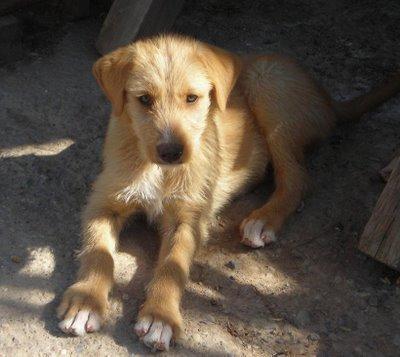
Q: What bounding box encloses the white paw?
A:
[134,317,173,351]
[58,310,101,336]
[241,219,276,248]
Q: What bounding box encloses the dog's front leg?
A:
[57,189,134,335]
[134,213,201,351]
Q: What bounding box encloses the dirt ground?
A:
[1,0,400,355]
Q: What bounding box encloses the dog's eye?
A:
[138,94,152,106]
[186,94,198,103]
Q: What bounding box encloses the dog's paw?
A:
[58,310,102,336]
[57,283,106,336]
[134,316,173,351]
[240,218,277,248]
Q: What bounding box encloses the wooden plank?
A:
[135,0,185,39]
[380,150,400,182]
[359,157,400,270]
[96,0,185,55]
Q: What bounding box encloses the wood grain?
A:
[96,0,184,55]
[359,156,400,270]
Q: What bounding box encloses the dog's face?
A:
[93,36,240,165]
[124,41,213,165]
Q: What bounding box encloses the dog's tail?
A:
[332,71,400,122]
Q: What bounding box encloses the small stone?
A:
[334,275,342,284]
[205,314,216,324]
[358,291,370,298]
[191,333,203,345]
[393,334,400,347]
[334,223,344,232]
[122,293,129,301]
[380,277,391,285]
[308,332,320,341]
[368,296,379,307]
[294,310,311,327]
[339,326,352,332]
[11,255,21,263]
[225,260,236,270]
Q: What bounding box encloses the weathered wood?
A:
[96,0,185,55]
[380,151,400,182]
[359,156,400,270]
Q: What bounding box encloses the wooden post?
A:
[359,156,400,271]
[95,0,185,55]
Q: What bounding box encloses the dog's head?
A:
[93,35,241,165]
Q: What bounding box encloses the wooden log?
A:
[359,156,400,271]
[96,0,185,55]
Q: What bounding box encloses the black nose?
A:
[156,142,184,164]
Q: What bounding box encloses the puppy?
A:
[57,34,400,350]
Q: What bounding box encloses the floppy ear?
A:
[199,44,242,111]
[92,46,134,117]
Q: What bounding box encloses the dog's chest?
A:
[115,165,167,220]
[117,165,196,221]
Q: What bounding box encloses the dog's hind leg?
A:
[240,135,309,248]
[240,56,334,247]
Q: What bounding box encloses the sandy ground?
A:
[1,0,400,355]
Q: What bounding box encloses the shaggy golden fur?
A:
[57,34,400,350]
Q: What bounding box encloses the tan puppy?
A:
[57,34,400,350]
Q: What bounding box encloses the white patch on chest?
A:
[115,165,164,220]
